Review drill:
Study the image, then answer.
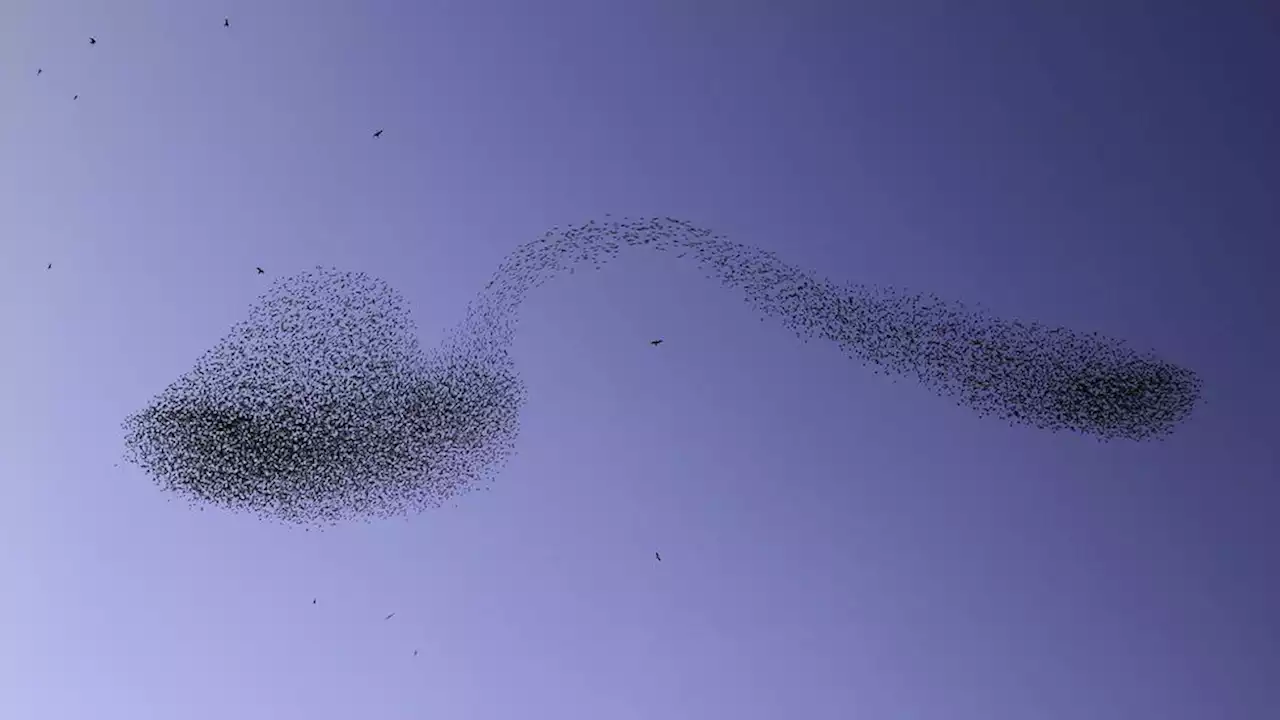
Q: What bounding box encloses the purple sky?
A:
[2,2,1277,718]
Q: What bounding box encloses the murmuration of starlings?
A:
[122,217,1201,526]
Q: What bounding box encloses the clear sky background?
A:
[2,2,1277,718]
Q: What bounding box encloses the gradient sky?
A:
[2,2,1277,719]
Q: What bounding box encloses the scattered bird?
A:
[36,68,42,76]
[73,95,78,100]
[655,551,662,562]
[256,267,264,274]
[413,650,418,657]
[384,612,395,621]
[312,598,316,604]
[224,18,230,28]
[46,263,52,270]
[88,37,96,45]
[649,339,663,346]
[372,129,383,138]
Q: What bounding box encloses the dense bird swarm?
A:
[122,217,1201,526]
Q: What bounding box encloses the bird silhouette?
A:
[649,339,663,346]
[256,267,264,274]
[384,612,395,620]
[312,598,316,604]
[372,129,383,138]
[224,18,230,28]
[72,95,78,100]
[36,68,42,75]
[46,263,52,270]
[413,650,419,657]
[655,551,662,562]
[88,37,96,45]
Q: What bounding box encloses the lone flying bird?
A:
[73,95,78,100]
[312,598,316,604]
[224,18,230,27]
[46,263,52,270]
[649,339,663,346]
[372,129,383,138]
[88,37,96,45]
[256,267,264,274]
[384,612,395,621]
[36,68,42,75]
[655,551,662,562]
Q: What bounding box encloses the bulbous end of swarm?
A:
[1044,357,1202,441]
[122,358,524,525]
[122,265,525,526]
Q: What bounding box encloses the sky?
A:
[1,2,1277,718]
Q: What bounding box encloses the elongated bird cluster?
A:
[122,216,1200,527]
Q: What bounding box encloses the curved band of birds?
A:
[121,216,1202,527]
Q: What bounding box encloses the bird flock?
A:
[122,213,1201,527]
[38,17,1198,528]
